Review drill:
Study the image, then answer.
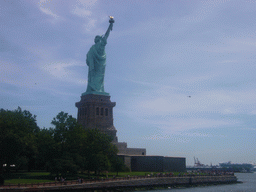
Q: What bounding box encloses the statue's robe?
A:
[86,38,107,93]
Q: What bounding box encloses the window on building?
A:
[109,108,112,116]
[81,108,84,116]
[105,108,108,116]
[96,107,99,115]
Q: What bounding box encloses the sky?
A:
[1,0,256,166]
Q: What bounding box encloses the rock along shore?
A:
[0,175,238,192]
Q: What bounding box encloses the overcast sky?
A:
[1,0,256,166]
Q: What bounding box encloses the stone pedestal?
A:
[75,94,118,142]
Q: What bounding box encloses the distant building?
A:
[219,162,254,172]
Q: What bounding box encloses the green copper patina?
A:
[82,16,115,96]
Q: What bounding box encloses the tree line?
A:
[0,107,126,176]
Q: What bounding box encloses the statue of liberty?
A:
[83,16,114,96]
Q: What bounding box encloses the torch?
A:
[109,16,115,23]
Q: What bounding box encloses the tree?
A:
[0,108,122,177]
[36,128,55,171]
[0,107,39,173]
[49,111,119,176]
[49,111,84,175]
[110,155,127,176]
[85,129,118,175]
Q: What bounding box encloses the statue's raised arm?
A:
[103,16,115,41]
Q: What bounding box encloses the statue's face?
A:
[94,36,101,43]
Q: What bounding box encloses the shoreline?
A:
[0,175,238,192]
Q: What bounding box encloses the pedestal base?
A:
[75,94,117,142]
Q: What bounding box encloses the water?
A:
[141,173,256,192]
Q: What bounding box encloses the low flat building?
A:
[119,155,186,172]
[116,142,146,156]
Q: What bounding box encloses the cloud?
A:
[128,80,256,113]
[241,127,256,131]
[41,60,86,85]
[37,0,62,22]
[0,58,85,98]
[221,108,237,114]
[218,60,238,64]
[180,0,228,24]
[141,122,222,143]
[0,61,22,76]
[143,134,192,143]
[85,19,97,31]
[160,118,235,132]
[72,7,92,18]
[118,80,255,136]
[203,37,256,53]
[251,110,256,115]
[77,0,97,8]
[39,7,59,19]
[69,0,100,32]
[178,73,219,85]
[145,131,213,140]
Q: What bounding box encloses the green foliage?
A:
[48,158,78,176]
[47,112,84,175]
[36,128,55,171]
[0,107,39,173]
[85,129,118,174]
[1,108,123,178]
[48,111,120,176]
[0,175,4,185]
[110,156,127,175]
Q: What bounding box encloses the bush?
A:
[0,175,4,185]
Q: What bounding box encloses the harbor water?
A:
[141,173,256,192]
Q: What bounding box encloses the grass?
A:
[3,171,186,185]
[4,179,53,184]
[110,172,149,176]
[107,171,183,177]
[23,172,50,176]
